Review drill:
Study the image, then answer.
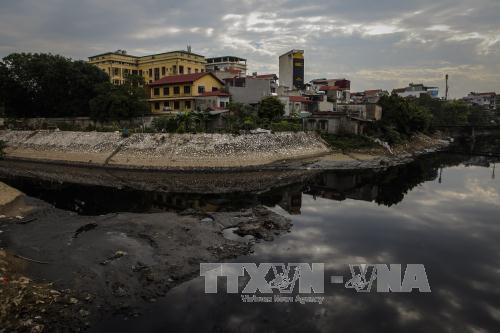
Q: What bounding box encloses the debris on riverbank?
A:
[0,182,293,332]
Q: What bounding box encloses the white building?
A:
[206,56,247,75]
[394,83,439,98]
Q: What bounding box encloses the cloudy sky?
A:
[1,0,499,98]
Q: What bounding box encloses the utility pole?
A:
[445,74,449,101]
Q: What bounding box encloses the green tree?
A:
[258,97,285,120]
[0,53,109,118]
[89,78,148,123]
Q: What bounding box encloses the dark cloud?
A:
[0,0,499,97]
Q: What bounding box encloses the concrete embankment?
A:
[0,130,330,169]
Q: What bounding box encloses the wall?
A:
[228,78,272,104]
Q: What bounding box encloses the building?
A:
[279,50,305,90]
[303,104,382,135]
[463,92,497,111]
[206,56,247,75]
[148,72,225,113]
[394,83,439,98]
[194,91,231,111]
[279,95,312,117]
[88,49,207,85]
[225,76,276,104]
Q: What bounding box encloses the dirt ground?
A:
[0,183,292,332]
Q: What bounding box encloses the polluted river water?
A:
[1,151,499,332]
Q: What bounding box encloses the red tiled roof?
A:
[200,91,231,97]
[319,85,341,91]
[289,96,312,103]
[149,72,223,86]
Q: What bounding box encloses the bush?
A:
[152,116,178,132]
[270,120,302,132]
[321,134,379,152]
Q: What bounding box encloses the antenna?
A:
[445,74,449,100]
[187,45,192,53]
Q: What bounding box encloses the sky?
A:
[0,0,499,98]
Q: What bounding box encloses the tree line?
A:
[0,53,148,121]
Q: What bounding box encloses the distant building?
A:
[148,72,225,113]
[394,83,439,98]
[311,78,351,103]
[206,56,247,75]
[463,92,497,111]
[88,49,206,85]
[279,50,305,90]
[351,89,389,104]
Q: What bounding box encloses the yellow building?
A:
[148,72,225,113]
[88,49,207,85]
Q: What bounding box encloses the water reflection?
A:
[2,153,497,215]
[87,154,500,333]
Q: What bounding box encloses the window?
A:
[174,101,180,109]
[184,86,191,94]
[188,67,191,74]
[185,101,191,109]
[154,102,160,110]
[179,65,184,74]
[173,86,180,94]
[198,86,205,94]
[161,67,166,76]
[154,68,160,80]
[163,87,169,96]
[153,87,160,96]
[172,65,177,74]
[212,87,218,92]
[220,101,226,108]
[113,68,119,76]
[139,70,143,76]
[148,69,153,77]
[132,70,138,75]
[195,68,199,73]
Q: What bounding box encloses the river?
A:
[1,151,500,332]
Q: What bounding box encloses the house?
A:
[148,72,225,113]
[350,90,388,104]
[394,83,439,98]
[195,91,231,111]
[88,49,207,85]
[279,95,313,116]
[303,104,382,135]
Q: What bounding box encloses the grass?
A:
[320,133,380,152]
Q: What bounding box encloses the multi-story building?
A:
[88,49,207,85]
[148,72,225,113]
[206,56,247,75]
[394,83,439,99]
[279,50,305,90]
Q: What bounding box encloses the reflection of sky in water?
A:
[93,163,500,333]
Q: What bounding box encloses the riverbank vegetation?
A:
[368,94,497,145]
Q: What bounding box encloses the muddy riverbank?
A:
[0,183,292,332]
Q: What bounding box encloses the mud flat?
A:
[0,130,330,169]
[0,182,292,332]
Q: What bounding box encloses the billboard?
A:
[292,53,304,89]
